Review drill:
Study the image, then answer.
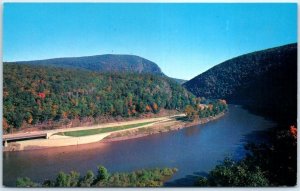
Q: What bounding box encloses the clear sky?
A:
[3,3,297,80]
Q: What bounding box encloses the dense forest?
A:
[183,43,297,126]
[182,43,297,187]
[3,64,195,132]
[185,98,228,121]
[16,166,178,187]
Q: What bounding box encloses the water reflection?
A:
[184,125,201,137]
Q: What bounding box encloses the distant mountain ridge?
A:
[6,54,163,75]
[170,78,187,85]
[183,43,297,124]
[6,54,189,84]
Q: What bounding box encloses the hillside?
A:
[3,64,195,132]
[5,54,164,75]
[5,54,188,84]
[183,43,297,124]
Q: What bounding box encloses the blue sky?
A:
[3,3,297,80]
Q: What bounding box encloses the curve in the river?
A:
[3,105,275,186]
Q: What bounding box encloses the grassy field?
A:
[54,121,154,137]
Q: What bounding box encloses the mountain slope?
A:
[183,43,297,123]
[3,64,195,130]
[6,54,189,84]
[6,54,164,75]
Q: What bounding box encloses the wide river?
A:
[3,105,275,186]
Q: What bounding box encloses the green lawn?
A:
[54,121,153,137]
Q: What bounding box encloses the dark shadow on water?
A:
[164,171,208,187]
[166,128,273,187]
[240,104,296,128]
[241,129,271,143]
[234,129,272,160]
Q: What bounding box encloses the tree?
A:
[55,171,70,187]
[16,177,38,187]
[12,112,24,129]
[96,165,109,182]
[16,165,178,187]
[289,125,297,138]
[151,103,159,114]
[24,112,33,124]
[114,100,124,116]
[4,64,195,131]
[69,171,80,187]
[145,105,152,112]
[3,117,10,133]
[185,105,197,121]
[79,170,95,187]
[244,127,297,186]
[195,158,269,187]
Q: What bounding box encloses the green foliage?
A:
[79,170,95,187]
[55,171,71,187]
[16,177,38,187]
[161,167,177,176]
[243,128,297,186]
[195,126,297,187]
[185,99,227,121]
[3,64,195,130]
[16,166,177,187]
[99,168,178,187]
[69,171,80,187]
[184,43,297,125]
[195,158,269,187]
[50,170,80,187]
[96,165,109,183]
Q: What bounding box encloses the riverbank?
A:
[4,105,278,187]
[6,109,180,134]
[3,112,225,152]
[101,112,225,143]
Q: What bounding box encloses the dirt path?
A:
[3,114,185,140]
[3,112,226,152]
[3,114,185,151]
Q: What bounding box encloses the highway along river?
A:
[3,105,275,186]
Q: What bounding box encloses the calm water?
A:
[3,105,275,186]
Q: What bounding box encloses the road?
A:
[3,114,185,142]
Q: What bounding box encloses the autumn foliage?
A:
[289,125,297,139]
[145,105,152,112]
[185,99,228,121]
[3,64,195,130]
[38,92,46,99]
[3,118,9,133]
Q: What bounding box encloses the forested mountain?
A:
[183,43,297,124]
[5,54,164,75]
[5,54,188,84]
[3,64,195,131]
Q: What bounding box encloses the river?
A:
[3,105,275,186]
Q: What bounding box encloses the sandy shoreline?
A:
[3,112,225,152]
[101,112,226,143]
